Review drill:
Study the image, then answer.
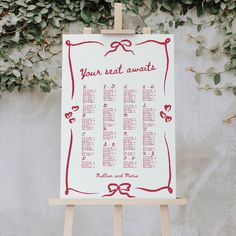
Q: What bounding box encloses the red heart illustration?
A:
[69,118,76,124]
[160,111,166,118]
[165,116,172,122]
[72,105,79,112]
[65,112,72,119]
[164,104,172,112]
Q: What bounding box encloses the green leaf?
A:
[196,5,203,16]
[131,5,139,14]
[40,8,48,14]
[12,69,21,77]
[133,0,143,5]
[182,0,193,4]
[196,46,203,56]
[220,2,226,10]
[16,0,27,7]
[7,83,16,93]
[1,76,9,83]
[233,87,236,96]
[159,23,164,32]
[39,51,51,59]
[169,21,173,27]
[175,19,185,29]
[40,81,51,92]
[22,59,33,67]
[80,0,85,10]
[91,12,101,23]
[52,17,61,28]
[186,16,193,24]
[195,73,201,85]
[228,2,236,10]
[34,15,42,23]
[41,20,47,29]
[65,16,76,21]
[26,12,34,17]
[163,2,172,12]
[151,0,158,12]
[195,36,205,44]
[36,2,45,7]
[81,10,91,24]
[197,24,202,32]
[206,67,216,77]
[214,73,221,85]
[214,88,222,96]
[28,5,36,10]
[175,20,179,29]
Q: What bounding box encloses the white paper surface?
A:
[60,34,176,199]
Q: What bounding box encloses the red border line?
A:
[164,132,172,190]
[67,188,98,195]
[64,128,98,195]
[135,38,171,95]
[65,40,104,99]
[65,128,73,195]
[136,132,173,194]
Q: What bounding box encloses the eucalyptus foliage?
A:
[0,0,235,96]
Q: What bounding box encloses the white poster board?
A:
[61,34,175,199]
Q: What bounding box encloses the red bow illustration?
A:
[104,40,134,57]
[102,183,135,198]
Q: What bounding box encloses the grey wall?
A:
[0,11,236,236]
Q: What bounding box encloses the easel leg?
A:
[114,205,122,236]
[64,205,75,236]
[160,205,170,236]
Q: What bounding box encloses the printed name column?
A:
[81,85,96,168]
[123,85,137,168]
[103,84,117,167]
[143,84,157,168]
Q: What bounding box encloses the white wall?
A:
[0,12,235,236]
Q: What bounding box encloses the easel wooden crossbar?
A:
[52,3,187,236]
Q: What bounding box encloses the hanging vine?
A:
[0,0,235,102]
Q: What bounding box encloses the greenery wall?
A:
[0,0,235,122]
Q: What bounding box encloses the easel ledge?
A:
[49,197,187,206]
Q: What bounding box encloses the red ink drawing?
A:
[165,116,172,123]
[65,112,72,119]
[65,105,80,124]
[164,104,171,112]
[160,104,172,123]
[104,39,134,57]
[65,40,104,99]
[136,133,173,194]
[135,38,171,95]
[65,129,99,195]
[105,64,124,75]
[80,68,103,80]
[69,118,76,124]
[102,183,135,198]
[160,111,166,119]
[71,105,79,112]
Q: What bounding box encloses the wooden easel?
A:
[49,198,187,236]
[51,3,187,236]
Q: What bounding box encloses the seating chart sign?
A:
[61,34,175,199]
